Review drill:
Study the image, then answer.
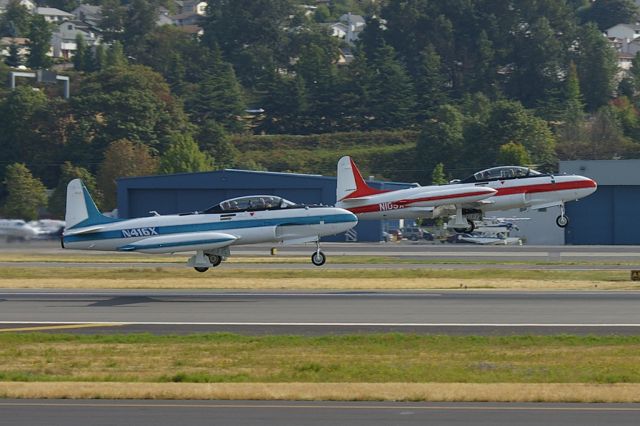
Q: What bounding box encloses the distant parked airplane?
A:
[62,179,357,271]
[336,156,597,232]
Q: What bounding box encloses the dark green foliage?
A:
[5,42,22,67]
[0,0,31,37]
[2,163,47,220]
[48,162,102,219]
[196,121,237,168]
[26,15,52,69]
[159,133,213,174]
[579,0,640,31]
[574,23,618,111]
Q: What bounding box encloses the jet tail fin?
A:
[336,156,388,201]
[65,179,120,229]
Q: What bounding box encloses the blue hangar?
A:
[117,169,413,242]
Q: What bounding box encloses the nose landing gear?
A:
[311,241,326,266]
[556,203,569,228]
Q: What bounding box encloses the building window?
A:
[68,24,73,30]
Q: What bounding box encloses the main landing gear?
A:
[556,203,569,228]
[451,206,476,233]
[311,241,326,266]
[189,250,225,272]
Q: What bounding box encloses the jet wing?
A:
[118,232,237,254]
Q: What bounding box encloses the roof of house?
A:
[35,7,75,16]
[607,23,640,31]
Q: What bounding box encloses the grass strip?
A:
[3,382,640,402]
[1,333,640,385]
[0,267,637,290]
[1,253,640,267]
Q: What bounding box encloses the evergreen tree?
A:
[159,134,213,174]
[431,163,448,185]
[6,42,22,67]
[2,163,48,221]
[100,0,125,43]
[26,15,52,69]
[580,0,640,31]
[196,120,237,168]
[365,43,416,129]
[415,44,448,120]
[0,0,31,37]
[416,104,465,183]
[105,41,126,67]
[564,62,585,124]
[48,162,102,218]
[575,23,618,111]
[94,44,107,71]
[97,139,159,210]
[73,33,87,71]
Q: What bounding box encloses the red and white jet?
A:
[335,156,597,231]
[335,156,497,230]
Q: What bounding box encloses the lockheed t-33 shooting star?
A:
[61,179,358,272]
[336,156,597,232]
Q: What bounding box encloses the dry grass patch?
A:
[2,382,640,402]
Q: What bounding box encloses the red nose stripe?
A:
[494,180,596,196]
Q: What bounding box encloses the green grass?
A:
[0,266,631,282]
[1,333,640,384]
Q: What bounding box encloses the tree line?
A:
[2,0,640,219]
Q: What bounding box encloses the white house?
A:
[329,13,365,44]
[605,23,640,42]
[35,7,75,23]
[51,20,100,59]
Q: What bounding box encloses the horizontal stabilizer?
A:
[63,225,105,236]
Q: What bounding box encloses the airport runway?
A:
[1,400,639,426]
[2,290,640,335]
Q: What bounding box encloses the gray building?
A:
[561,159,640,245]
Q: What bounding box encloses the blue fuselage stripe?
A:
[63,213,357,244]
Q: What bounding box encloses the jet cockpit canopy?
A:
[204,195,298,214]
[461,166,542,183]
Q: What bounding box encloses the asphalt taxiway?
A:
[1,290,640,335]
[1,400,639,426]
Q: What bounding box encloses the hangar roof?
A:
[560,160,640,186]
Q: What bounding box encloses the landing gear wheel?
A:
[454,219,475,234]
[556,215,569,228]
[194,267,209,273]
[311,251,326,266]
[207,254,223,267]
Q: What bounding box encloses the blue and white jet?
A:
[61,179,358,272]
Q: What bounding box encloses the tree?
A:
[159,134,213,174]
[431,163,448,185]
[196,120,238,168]
[182,62,246,132]
[72,65,191,155]
[497,142,531,166]
[416,104,465,183]
[73,33,87,71]
[122,0,159,55]
[94,43,107,71]
[580,0,640,31]
[574,23,618,111]
[26,15,52,69]
[48,162,102,219]
[2,163,48,221]
[0,0,31,37]
[100,0,125,43]
[415,44,448,120]
[105,41,126,68]
[97,139,159,210]
[363,43,416,129]
[5,42,22,67]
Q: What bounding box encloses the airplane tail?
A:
[65,179,119,229]
[336,156,388,201]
